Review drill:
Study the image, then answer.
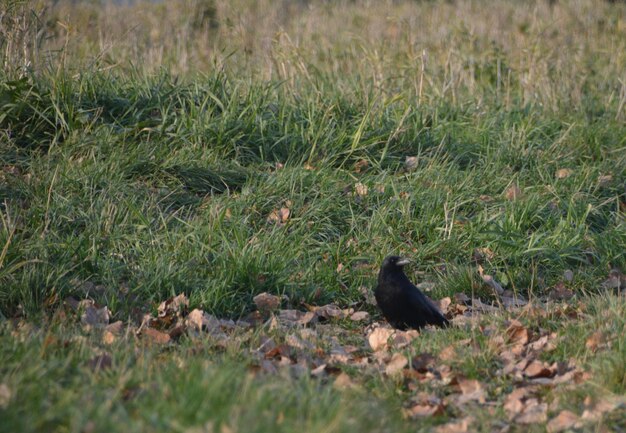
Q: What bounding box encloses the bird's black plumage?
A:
[374,256,449,330]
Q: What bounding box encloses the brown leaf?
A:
[472,247,495,264]
[435,417,474,433]
[87,353,112,371]
[506,320,529,347]
[333,372,357,390]
[391,330,419,349]
[516,401,548,424]
[524,360,555,378]
[185,309,221,333]
[81,304,110,329]
[405,156,418,171]
[439,345,456,362]
[435,297,451,314]
[597,174,613,186]
[268,207,290,224]
[141,328,171,344]
[354,159,369,173]
[504,388,530,415]
[253,292,281,314]
[368,327,395,351]
[412,353,436,373]
[405,394,444,418]
[311,304,350,320]
[102,331,116,345]
[585,331,605,353]
[453,378,486,404]
[547,410,579,433]
[350,311,369,322]
[504,184,522,201]
[354,182,368,197]
[477,265,505,295]
[105,321,124,335]
[385,353,408,375]
[549,282,574,300]
[555,168,573,179]
[277,310,317,326]
[157,293,189,319]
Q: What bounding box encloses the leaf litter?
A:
[50,287,625,430]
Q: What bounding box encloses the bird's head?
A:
[381,255,411,270]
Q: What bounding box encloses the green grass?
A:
[1,0,626,431]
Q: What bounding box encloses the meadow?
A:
[1,0,625,431]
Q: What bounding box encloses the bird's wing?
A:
[406,286,448,324]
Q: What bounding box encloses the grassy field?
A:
[1,0,625,431]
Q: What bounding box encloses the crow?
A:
[374,255,449,330]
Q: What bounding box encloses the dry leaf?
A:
[405,403,442,418]
[547,410,579,432]
[454,378,486,404]
[549,282,574,300]
[435,416,474,433]
[585,331,605,352]
[268,207,290,224]
[102,331,117,345]
[477,265,505,295]
[105,321,124,335]
[524,360,555,378]
[405,156,418,171]
[391,330,419,349]
[157,293,189,318]
[555,168,573,179]
[81,305,110,329]
[385,353,408,375]
[516,401,548,424]
[506,320,530,347]
[504,184,522,201]
[597,174,613,187]
[412,353,436,373]
[439,345,456,362]
[185,309,221,333]
[277,310,317,326]
[354,182,368,197]
[350,311,369,322]
[253,292,281,314]
[354,159,369,173]
[141,328,171,344]
[435,297,451,314]
[333,372,356,390]
[368,327,395,351]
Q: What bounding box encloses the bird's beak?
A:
[396,258,410,266]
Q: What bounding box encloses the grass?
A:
[1,0,626,431]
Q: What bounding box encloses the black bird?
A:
[374,255,449,330]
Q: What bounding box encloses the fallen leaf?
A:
[453,378,486,404]
[141,328,171,344]
[412,353,436,373]
[385,353,408,375]
[547,410,579,432]
[333,372,357,390]
[354,182,368,197]
[477,265,505,295]
[277,310,317,326]
[504,184,522,201]
[439,345,456,361]
[555,168,573,179]
[405,156,418,171]
[350,311,369,322]
[253,292,281,314]
[524,360,555,378]
[87,353,112,371]
[185,309,221,333]
[472,247,495,263]
[585,331,605,352]
[368,327,395,351]
[102,331,116,345]
[506,320,530,347]
[81,304,110,329]
[105,321,124,335]
[268,207,290,224]
[354,159,369,173]
[405,403,442,418]
[602,268,625,290]
[549,282,574,300]
[435,297,451,314]
[516,401,548,424]
[435,416,474,433]
[157,293,189,318]
[391,330,419,348]
[597,174,613,187]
